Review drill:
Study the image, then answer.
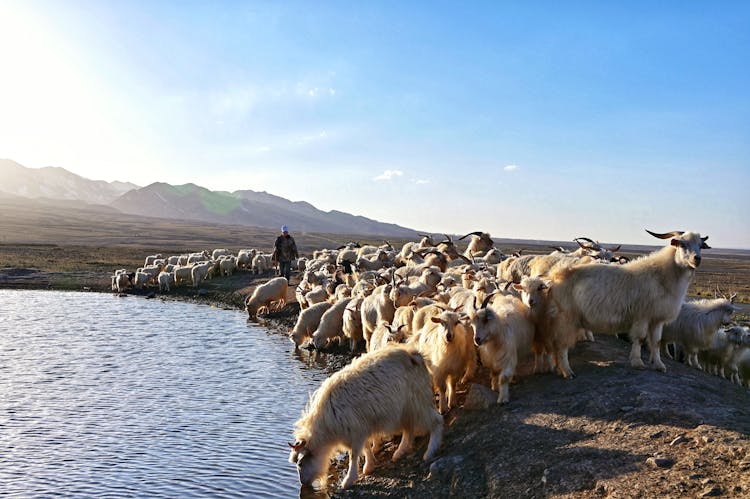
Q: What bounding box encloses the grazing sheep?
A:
[660,297,737,369]
[245,277,288,319]
[114,271,133,293]
[311,298,353,350]
[289,346,443,489]
[471,294,535,404]
[545,230,710,378]
[291,301,333,347]
[415,310,477,413]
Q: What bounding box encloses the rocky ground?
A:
[2,265,749,498]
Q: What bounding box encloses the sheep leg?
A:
[446,377,455,411]
[423,410,443,461]
[555,348,576,379]
[363,442,377,475]
[392,431,413,461]
[647,323,667,372]
[342,438,364,489]
[437,380,448,414]
[496,373,510,404]
[628,322,648,368]
[489,370,498,391]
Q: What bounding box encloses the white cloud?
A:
[503,164,520,172]
[373,169,404,181]
[415,179,430,185]
[255,146,271,153]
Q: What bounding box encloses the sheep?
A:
[113,271,133,293]
[158,271,175,292]
[470,293,535,404]
[237,249,256,269]
[166,255,181,266]
[173,265,193,286]
[290,301,333,347]
[219,256,238,277]
[133,271,151,289]
[251,253,270,275]
[343,297,365,352]
[545,230,710,378]
[311,298,353,350]
[660,297,737,369]
[288,346,443,489]
[187,250,210,264]
[368,321,408,352]
[245,277,288,319]
[459,231,495,258]
[191,261,214,288]
[212,248,231,259]
[144,253,162,267]
[295,257,308,272]
[736,344,750,387]
[699,326,750,381]
[415,310,477,413]
[389,266,442,307]
[360,284,396,351]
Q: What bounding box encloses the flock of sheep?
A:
[109,231,748,490]
[110,247,279,293]
[277,230,750,489]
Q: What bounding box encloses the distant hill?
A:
[0,159,138,205]
[1,160,418,237]
[109,182,417,237]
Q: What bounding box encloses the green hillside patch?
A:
[199,190,242,215]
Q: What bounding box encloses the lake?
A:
[0,290,329,498]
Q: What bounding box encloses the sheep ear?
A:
[512,283,523,291]
[289,440,306,451]
[670,239,684,248]
[430,316,443,324]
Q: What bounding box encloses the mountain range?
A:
[0,159,417,237]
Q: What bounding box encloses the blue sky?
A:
[1,1,748,247]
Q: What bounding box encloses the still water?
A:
[0,290,330,498]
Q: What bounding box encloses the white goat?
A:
[288,346,442,489]
[661,297,736,369]
[470,293,535,404]
[245,277,288,318]
[546,230,710,378]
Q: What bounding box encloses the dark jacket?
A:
[274,234,299,262]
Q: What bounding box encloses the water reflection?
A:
[0,290,329,498]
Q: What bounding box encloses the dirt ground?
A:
[2,239,750,498]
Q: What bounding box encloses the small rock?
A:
[463,383,497,410]
[647,457,675,469]
[689,474,704,480]
[702,436,715,443]
[670,435,688,446]
[700,486,722,497]
[428,455,464,480]
[702,478,716,486]
[146,292,156,299]
[739,458,750,471]
[650,430,665,439]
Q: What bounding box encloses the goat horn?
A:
[610,244,621,252]
[481,293,495,309]
[443,234,453,243]
[645,229,684,239]
[729,292,737,303]
[459,231,483,240]
[574,237,596,244]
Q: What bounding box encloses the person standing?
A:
[274,225,298,283]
